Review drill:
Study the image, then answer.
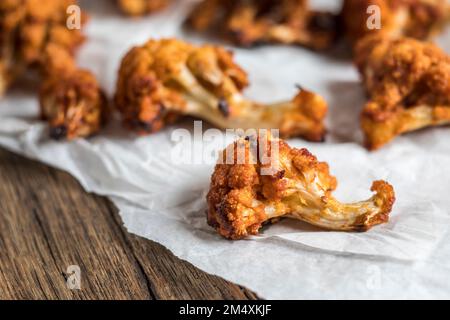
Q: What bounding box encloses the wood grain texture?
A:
[0,148,257,300]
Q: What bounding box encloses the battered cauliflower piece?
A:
[117,0,170,16]
[355,35,450,150]
[186,0,337,49]
[342,0,450,44]
[39,45,107,140]
[115,38,327,141]
[0,0,86,95]
[207,133,395,239]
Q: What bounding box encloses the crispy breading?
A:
[186,0,337,49]
[117,0,170,16]
[207,133,395,239]
[0,0,86,95]
[355,35,450,150]
[39,44,107,140]
[342,0,450,44]
[115,38,327,141]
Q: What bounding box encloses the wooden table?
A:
[0,148,257,300]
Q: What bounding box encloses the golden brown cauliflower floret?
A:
[355,35,450,150]
[186,0,337,49]
[342,0,450,44]
[0,0,87,95]
[207,133,395,239]
[117,0,170,16]
[115,38,327,141]
[39,44,107,140]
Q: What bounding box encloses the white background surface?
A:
[0,0,449,299]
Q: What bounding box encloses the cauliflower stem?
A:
[180,72,327,141]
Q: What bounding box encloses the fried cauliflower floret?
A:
[355,35,450,150]
[0,0,86,95]
[342,0,450,44]
[39,44,107,140]
[115,38,327,141]
[186,0,337,49]
[117,0,170,16]
[207,133,395,239]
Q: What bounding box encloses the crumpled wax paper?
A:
[1,0,450,299]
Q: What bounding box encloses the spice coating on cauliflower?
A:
[207,133,395,239]
[0,0,87,95]
[355,35,450,150]
[39,44,107,140]
[115,38,327,141]
[186,0,337,49]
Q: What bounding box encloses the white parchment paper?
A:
[1,0,450,299]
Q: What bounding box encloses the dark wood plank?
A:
[111,212,258,300]
[0,149,152,299]
[0,148,257,300]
